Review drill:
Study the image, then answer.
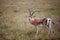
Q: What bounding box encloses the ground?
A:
[0,0,60,40]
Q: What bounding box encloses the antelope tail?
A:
[52,21,55,24]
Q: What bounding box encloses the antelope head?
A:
[28,9,41,25]
[28,9,40,18]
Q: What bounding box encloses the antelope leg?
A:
[35,26,39,38]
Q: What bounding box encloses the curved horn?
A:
[31,11,40,16]
[28,9,31,16]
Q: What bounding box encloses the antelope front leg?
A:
[36,26,39,35]
[35,26,39,38]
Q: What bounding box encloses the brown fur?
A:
[29,17,47,26]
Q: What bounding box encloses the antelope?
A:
[28,9,54,36]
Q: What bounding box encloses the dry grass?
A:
[0,0,60,40]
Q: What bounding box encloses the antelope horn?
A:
[31,11,40,16]
[28,9,32,16]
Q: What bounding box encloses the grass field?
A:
[0,0,60,40]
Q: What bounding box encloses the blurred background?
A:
[0,0,60,40]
